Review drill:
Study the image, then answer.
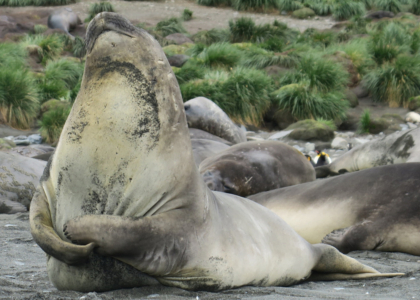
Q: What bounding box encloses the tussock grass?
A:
[375,0,401,14]
[277,0,303,11]
[155,17,187,36]
[37,59,84,104]
[272,82,348,120]
[193,29,230,45]
[20,34,64,63]
[39,104,71,144]
[358,109,371,133]
[194,43,243,68]
[363,55,420,107]
[333,0,365,21]
[181,67,272,124]
[240,46,297,68]
[174,60,207,84]
[279,53,349,92]
[182,9,193,21]
[0,68,39,129]
[85,2,115,22]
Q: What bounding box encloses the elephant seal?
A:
[30,13,402,293]
[47,8,82,40]
[316,128,420,178]
[249,163,420,255]
[199,141,316,197]
[191,139,230,167]
[184,97,246,144]
[189,128,232,145]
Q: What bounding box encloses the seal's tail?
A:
[309,244,404,281]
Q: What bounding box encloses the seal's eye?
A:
[184,104,190,111]
[223,185,235,193]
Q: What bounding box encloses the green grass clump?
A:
[316,118,337,130]
[411,1,420,15]
[280,53,349,92]
[85,2,115,22]
[197,0,231,7]
[292,7,316,19]
[193,29,230,45]
[39,104,71,144]
[278,0,303,11]
[174,60,207,84]
[308,0,335,16]
[240,46,297,68]
[363,55,420,107]
[0,68,39,129]
[272,82,348,120]
[232,0,279,11]
[34,24,48,34]
[358,109,371,133]
[182,9,193,21]
[0,42,27,69]
[72,36,86,58]
[194,43,242,68]
[37,59,84,104]
[21,34,64,63]
[181,67,272,124]
[155,17,187,37]
[0,0,74,6]
[332,0,365,21]
[229,18,296,43]
[374,0,401,14]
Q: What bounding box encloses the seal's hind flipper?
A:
[310,244,404,281]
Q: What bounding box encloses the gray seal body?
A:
[47,8,82,40]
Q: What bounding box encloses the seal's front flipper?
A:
[30,185,95,265]
[309,244,404,281]
[322,222,382,253]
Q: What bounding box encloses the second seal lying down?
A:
[30,13,403,293]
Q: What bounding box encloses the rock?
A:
[164,33,193,45]
[406,112,420,123]
[268,130,292,140]
[0,152,46,209]
[408,96,420,111]
[292,8,315,19]
[264,107,295,130]
[304,142,315,152]
[0,138,15,150]
[368,118,390,134]
[28,134,42,144]
[407,122,418,129]
[344,89,359,108]
[365,11,395,19]
[286,120,334,142]
[338,110,359,131]
[351,85,369,98]
[168,54,189,67]
[380,113,405,134]
[12,135,31,146]
[0,197,27,214]
[331,137,348,150]
[5,134,43,146]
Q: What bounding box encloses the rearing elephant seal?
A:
[184,97,247,144]
[249,163,420,255]
[316,128,420,178]
[30,13,402,293]
[199,141,316,197]
[47,8,82,40]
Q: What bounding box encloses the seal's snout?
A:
[85,12,140,54]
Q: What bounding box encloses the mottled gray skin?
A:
[189,128,232,145]
[184,97,246,144]
[316,128,420,178]
[0,152,46,209]
[199,141,316,197]
[47,8,82,40]
[249,163,420,256]
[29,13,401,293]
[191,139,230,167]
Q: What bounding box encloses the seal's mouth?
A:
[85,12,141,54]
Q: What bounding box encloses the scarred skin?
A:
[30,13,403,293]
[199,141,316,197]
